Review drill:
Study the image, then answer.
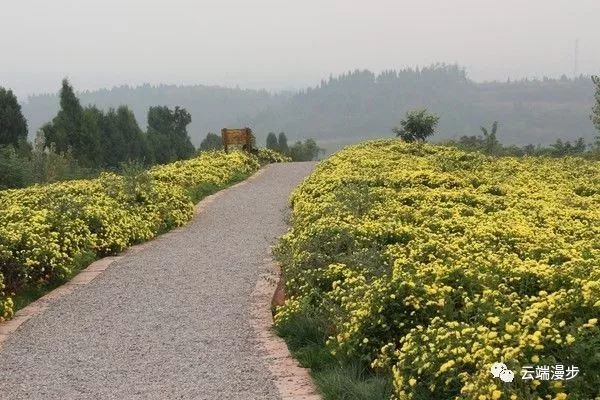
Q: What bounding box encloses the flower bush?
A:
[274,139,600,399]
[256,148,292,164]
[0,150,269,321]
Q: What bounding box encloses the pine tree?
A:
[147,106,194,164]
[42,79,84,157]
[277,132,289,154]
[266,132,278,150]
[0,87,28,148]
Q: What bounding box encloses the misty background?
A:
[2,0,599,149]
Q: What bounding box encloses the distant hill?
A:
[21,65,597,150]
[251,66,596,150]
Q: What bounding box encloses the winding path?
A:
[0,162,316,400]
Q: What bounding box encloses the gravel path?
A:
[0,162,316,400]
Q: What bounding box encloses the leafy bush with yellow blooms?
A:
[256,148,292,164]
[274,139,600,399]
[0,150,265,321]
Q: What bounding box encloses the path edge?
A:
[250,263,322,399]
[0,166,269,350]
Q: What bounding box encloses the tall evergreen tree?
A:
[80,106,103,167]
[147,106,195,164]
[277,132,289,154]
[42,79,85,157]
[115,106,147,163]
[0,87,28,148]
[592,75,600,132]
[266,132,278,150]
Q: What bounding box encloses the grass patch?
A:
[275,310,393,400]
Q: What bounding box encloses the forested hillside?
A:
[252,65,596,148]
[22,65,596,149]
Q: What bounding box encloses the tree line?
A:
[394,74,600,157]
[1,79,324,190]
[253,65,597,148]
[20,65,597,149]
[0,80,197,189]
[197,130,323,161]
[265,132,324,161]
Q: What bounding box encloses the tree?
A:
[289,138,322,161]
[115,106,147,163]
[480,121,500,154]
[592,75,600,132]
[549,138,586,156]
[393,109,439,142]
[42,79,84,155]
[0,145,33,189]
[0,87,28,148]
[96,105,148,168]
[277,132,289,154]
[199,132,223,151]
[147,106,195,164]
[30,130,79,183]
[80,106,104,167]
[457,135,485,150]
[266,132,278,150]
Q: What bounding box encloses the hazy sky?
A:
[2,0,599,100]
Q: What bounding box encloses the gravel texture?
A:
[0,162,316,400]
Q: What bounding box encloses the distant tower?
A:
[574,39,579,79]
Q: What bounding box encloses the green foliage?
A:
[289,138,323,161]
[0,145,33,189]
[42,79,84,155]
[393,109,439,142]
[147,106,195,164]
[278,132,289,153]
[446,129,592,158]
[263,132,320,161]
[275,305,393,400]
[198,132,223,151]
[99,106,149,168]
[549,137,587,156]
[255,148,291,164]
[248,131,257,150]
[40,80,150,169]
[30,131,85,184]
[0,81,215,191]
[0,87,28,148]
[266,132,279,150]
[593,75,600,133]
[480,121,500,154]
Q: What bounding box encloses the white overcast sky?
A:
[1,0,599,100]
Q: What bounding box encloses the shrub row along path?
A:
[0,162,316,400]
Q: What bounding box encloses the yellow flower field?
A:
[0,150,275,321]
[274,140,600,399]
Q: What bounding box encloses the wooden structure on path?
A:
[221,127,253,153]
